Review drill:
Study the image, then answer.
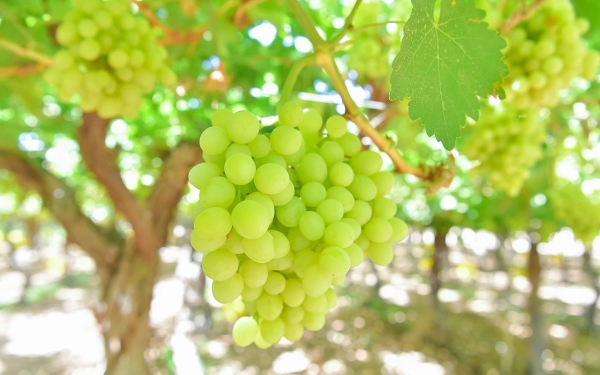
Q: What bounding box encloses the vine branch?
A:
[0,38,54,65]
[500,0,546,34]
[279,54,316,109]
[0,64,44,77]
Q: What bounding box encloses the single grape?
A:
[232,317,259,347]
[200,176,236,208]
[248,134,272,158]
[281,279,305,307]
[300,182,327,207]
[212,273,244,303]
[302,264,333,297]
[350,150,383,176]
[256,292,284,320]
[254,163,290,195]
[260,317,285,344]
[325,115,347,138]
[303,294,328,313]
[212,108,232,128]
[298,153,328,183]
[231,200,271,239]
[276,197,306,227]
[202,248,239,281]
[193,207,232,239]
[200,127,231,155]
[239,259,269,288]
[316,199,344,225]
[319,246,351,276]
[188,162,221,190]
[227,110,259,144]
[329,162,355,187]
[242,231,275,263]
[367,242,393,266]
[263,271,286,295]
[278,101,304,127]
[298,211,326,241]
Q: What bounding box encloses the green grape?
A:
[344,243,365,268]
[298,153,328,184]
[227,110,259,144]
[298,108,323,134]
[354,233,371,251]
[350,150,383,176]
[193,207,231,239]
[224,230,245,254]
[276,197,306,227]
[260,317,285,344]
[340,218,361,240]
[347,175,377,201]
[284,321,304,342]
[248,134,272,158]
[319,247,351,277]
[263,271,286,295]
[326,186,355,213]
[302,311,326,331]
[270,126,302,155]
[233,317,259,347]
[212,273,244,304]
[200,127,231,155]
[190,231,226,253]
[231,200,271,239]
[367,242,393,266]
[270,230,291,258]
[225,144,252,158]
[303,294,328,313]
[224,153,256,185]
[319,141,345,166]
[325,115,347,138]
[188,162,221,190]
[256,150,287,168]
[329,162,354,187]
[241,285,263,301]
[324,288,338,309]
[370,171,394,197]
[254,332,272,348]
[254,163,290,195]
[316,199,344,225]
[79,39,101,60]
[245,192,275,220]
[288,227,313,252]
[282,305,305,324]
[281,279,305,307]
[200,177,235,208]
[283,141,306,165]
[364,217,393,243]
[336,132,362,156]
[345,200,373,225]
[239,259,269,288]
[278,101,304,127]
[298,211,325,241]
[300,182,327,207]
[269,181,295,206]
[372,197,397,219]
[242,231,275,263]
[323,222,355,248]
[267,250,294,271]
[302,264,332,297]
[292,248,318,277]
[256,292,284,320]
[212,108,232,128]
[389,217,409,242]
[202,248,239,281]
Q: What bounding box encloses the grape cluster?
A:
[460,103,547,196]
[188,102,409,347]
[44,0,176,119]
[502,0,600,109]
[550,182,600,246]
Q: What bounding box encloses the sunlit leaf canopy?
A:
[0,0,599,246]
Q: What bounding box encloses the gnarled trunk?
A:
[100,243,158,375]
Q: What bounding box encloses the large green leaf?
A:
[389,0,507,150]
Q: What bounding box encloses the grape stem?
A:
[0,38,54,65]
[0,64,44,77]
[500,0,546,34]
[330,0,364,45]
[287,0,456,190]
[279,55,317,110]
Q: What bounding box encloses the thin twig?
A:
[331,0,363,44]
[233,0,269,26]
[278,54,316,109]
[500,0,546,34]
[0,38,54,65]
[0,64,44,77]
[350,20,406,33]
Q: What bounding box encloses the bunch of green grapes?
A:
[550,182,600,246]
[44,0,176,119]
[460,103,547,196]
[502,0,600,109]
[188,102,409,348]
[348,0,412,81]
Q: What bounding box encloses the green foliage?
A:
[389,0,507,150]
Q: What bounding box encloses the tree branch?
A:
[0,64,44,77]
[148,141,203,243]
[0,38,54,65]
[77,113,159,262]
[0,150,118,273]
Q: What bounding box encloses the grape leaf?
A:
[389,0,507,150]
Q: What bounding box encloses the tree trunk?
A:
[583,248,599,328]
[527,241,545,375]
[431,228,448,331]
[100,243,158,375]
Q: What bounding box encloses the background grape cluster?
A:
[188,102,409,348]
[502,0,600,109]
[550,182,600,246]
[460,103,547,196]
[43,0,176,119]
